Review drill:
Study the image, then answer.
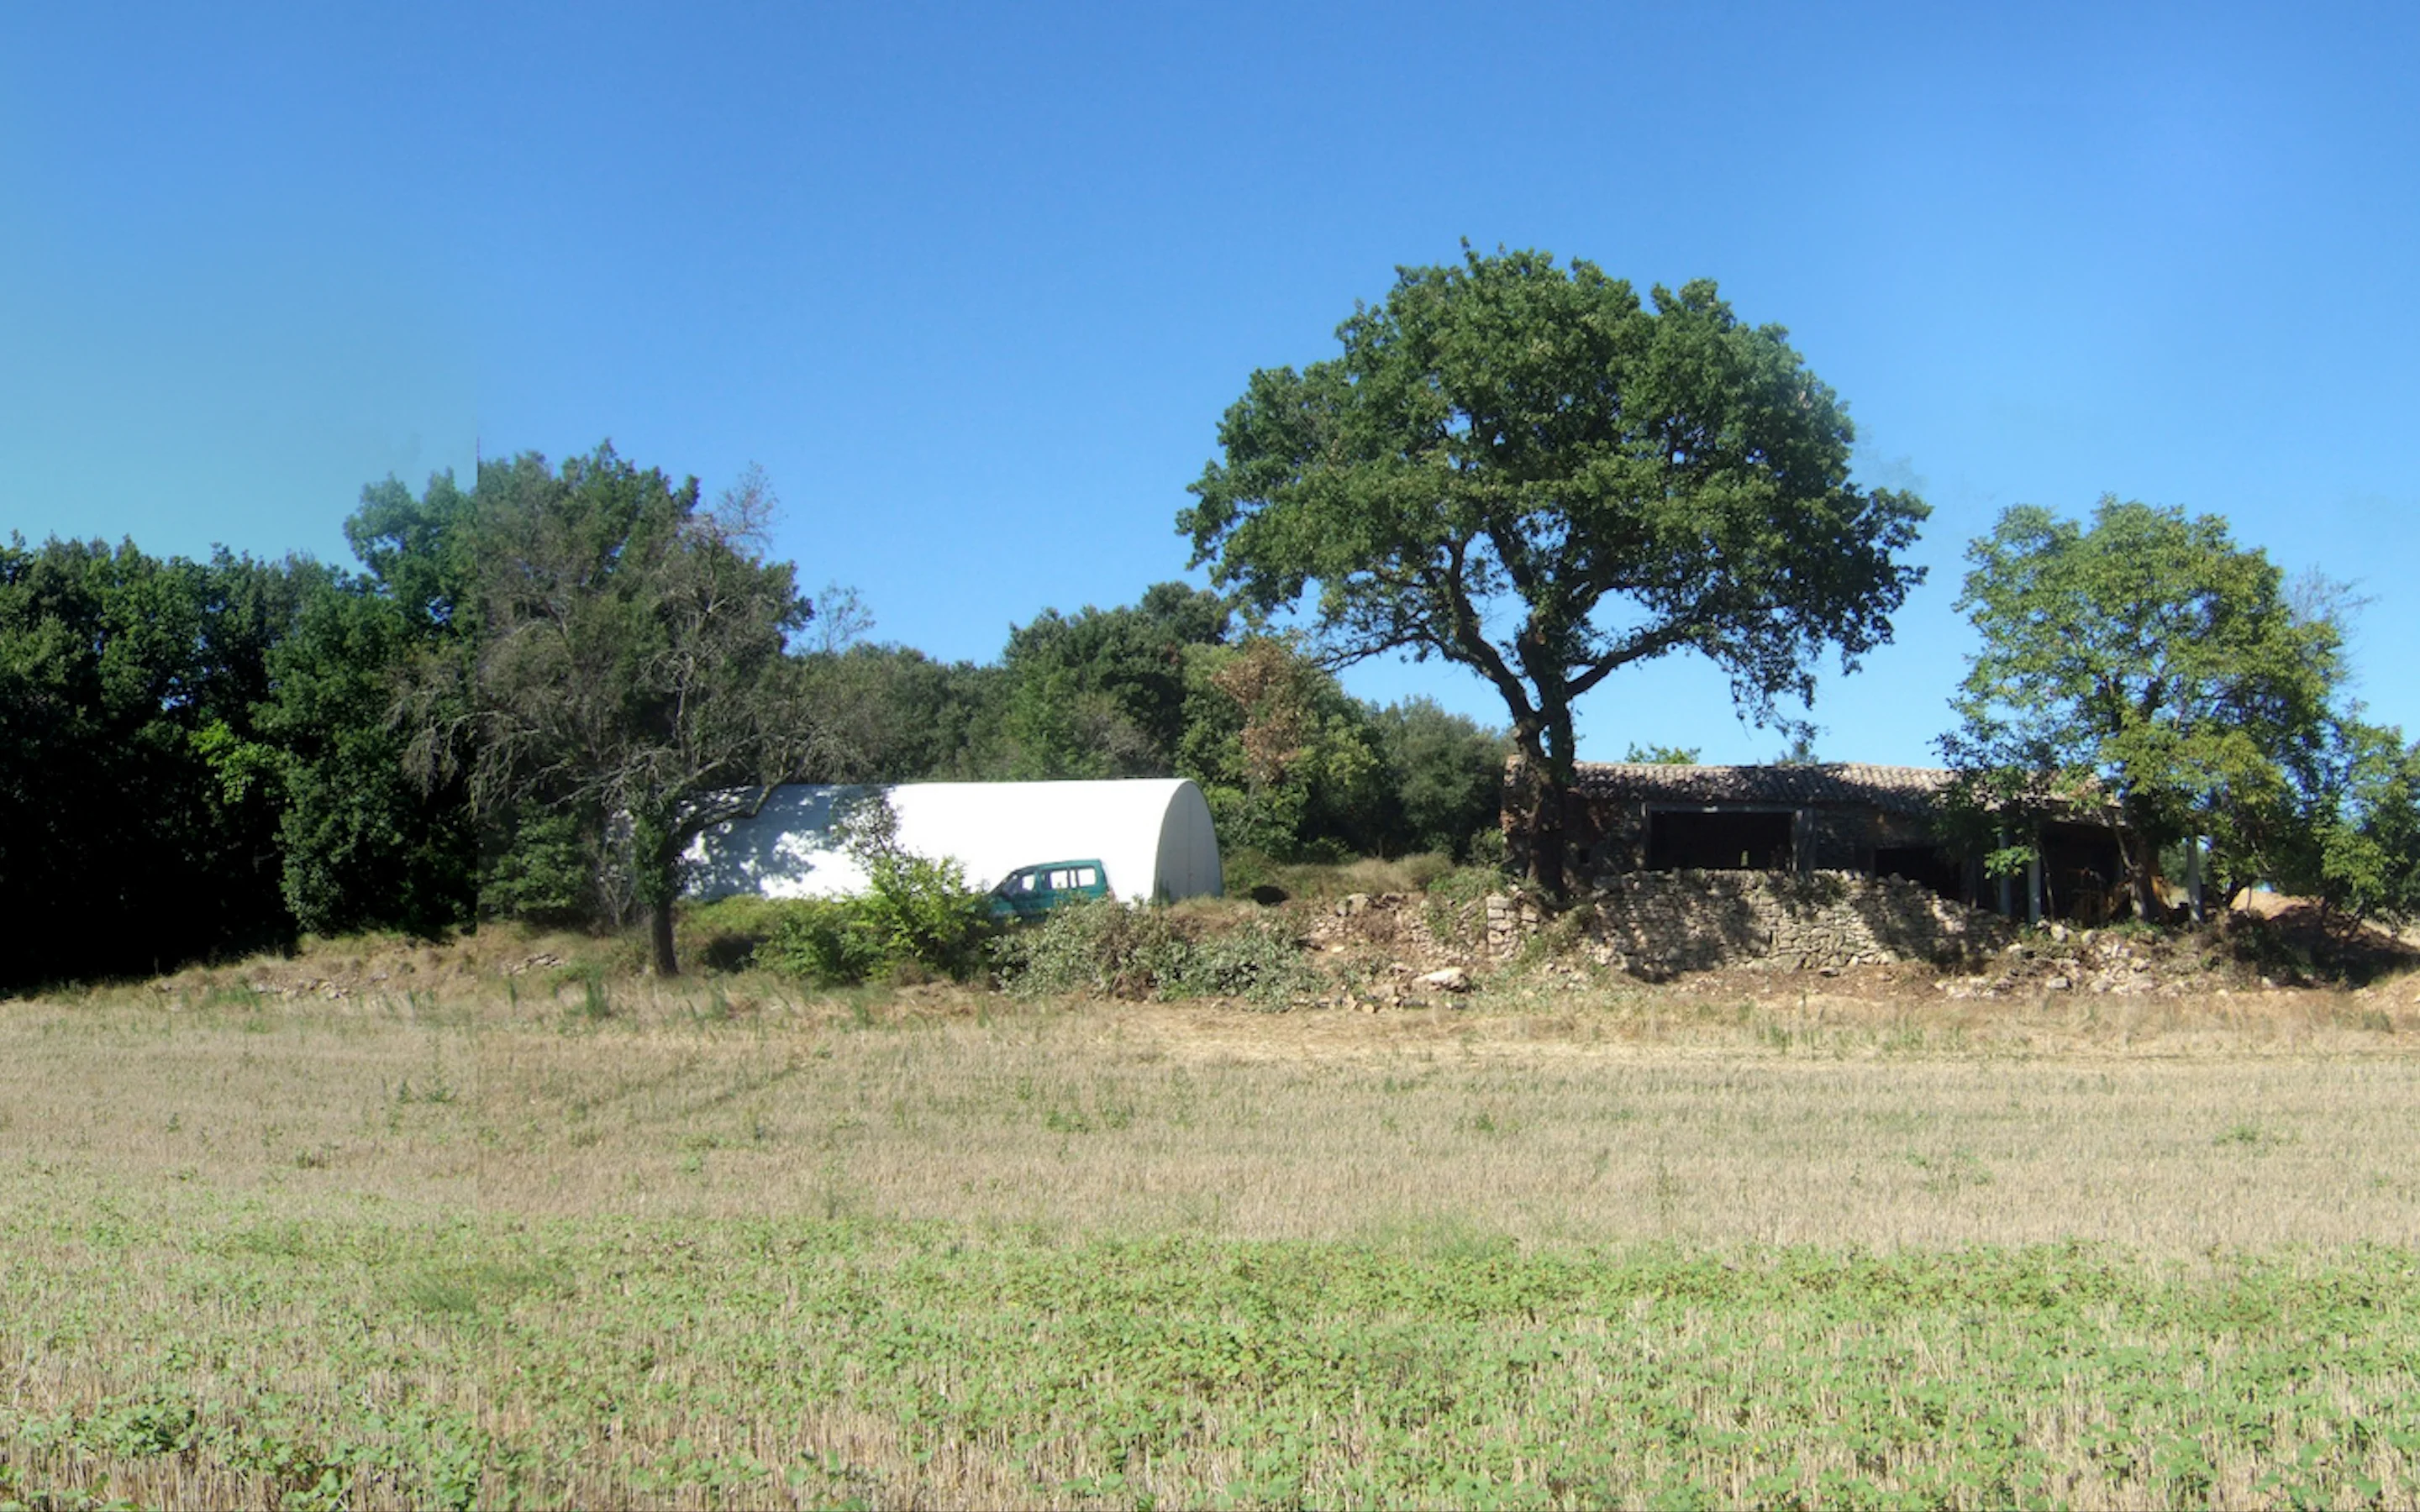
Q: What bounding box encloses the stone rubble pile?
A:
[1307,891,1463,966]
[1936,927,2220,999]
[1487,870,2010,976]
[1302,891,1486,1010]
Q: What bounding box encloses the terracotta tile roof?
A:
[1567,762,1956,816]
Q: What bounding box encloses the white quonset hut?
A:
[683,779,1223,905]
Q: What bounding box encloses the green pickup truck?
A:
[987,859,1111,922]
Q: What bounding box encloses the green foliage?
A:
[1621,742,1701,765]
[1944,498,2407,919]
[992,897,1313,1008]
[0,536,306,986]
[856,848,994,983]
[757,899,892,987]
[759,879,989,990]
[15,1216,2420,1508]
[990,897,1194,999]
[1370,698,1509,858]
[792,643,1002,781]
[259,550,478,938]
[2312,722,2420,925]
[1160,921,1315,1008]
[1176,634,1389,862]
[1184,244,1926,890]
[398,449,830,973]
[476,810,593,925]
[992,581,1232,780]
[756,796,995,985]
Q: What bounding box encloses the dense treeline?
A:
[0,540,303,984]
[0,447,1506,990]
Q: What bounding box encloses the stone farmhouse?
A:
[1522,760,2131,924]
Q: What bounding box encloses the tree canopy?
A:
[1181,245,1927,891]
[1943,496,2417,920]
[402,448,829,974]
[0,538,302,986]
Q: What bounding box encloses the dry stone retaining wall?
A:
[1485,870,2011,975]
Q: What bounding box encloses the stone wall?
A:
[1484,870,2011,975]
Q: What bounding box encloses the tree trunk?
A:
[634,830,682,977]
[2117,817,2160,922]
[649,894,679,977]
[1528,781,1568,896]
[1511,706,1576,898]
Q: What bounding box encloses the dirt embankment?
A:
[92,883,2420,1041]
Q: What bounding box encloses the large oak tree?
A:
[1182,247,1928,892]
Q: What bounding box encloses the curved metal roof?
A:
[684,779,1223,904]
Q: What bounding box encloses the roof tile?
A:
[1566,763,1955,816]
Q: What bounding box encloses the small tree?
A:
[2316,723,2420,925]
[1176,634,1387,861]
[1370,697,1511,859]
[1944,498,2347,918]
[407,447,830,974]
[1182,245,1926,893]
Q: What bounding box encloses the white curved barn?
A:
[684,779,1223,905]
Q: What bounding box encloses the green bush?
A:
[992,897,1313,1009]
[1160,921,1314,1007]
[757,898,892,987]
[859,849,995,981]
[479,809,592,924]
[751,853,995,988]
[991,897,1183,999]
[744,794,999,988]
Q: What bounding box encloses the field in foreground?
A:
[6,967,2420,1508]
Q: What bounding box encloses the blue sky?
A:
[6,1,2414,765]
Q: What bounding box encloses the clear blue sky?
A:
[6,1,2414,765]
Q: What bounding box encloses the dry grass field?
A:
[7,948,2420,1506]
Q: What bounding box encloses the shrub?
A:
[1160,920,1314,1008]
[992,897,1186,1000]
[748,793,997,988]
[757,899,890,987]
[751,854,996,989]
[858,848,995,981]
[992,897,1314,1009]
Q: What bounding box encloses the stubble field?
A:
[6,958,2420,1508]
